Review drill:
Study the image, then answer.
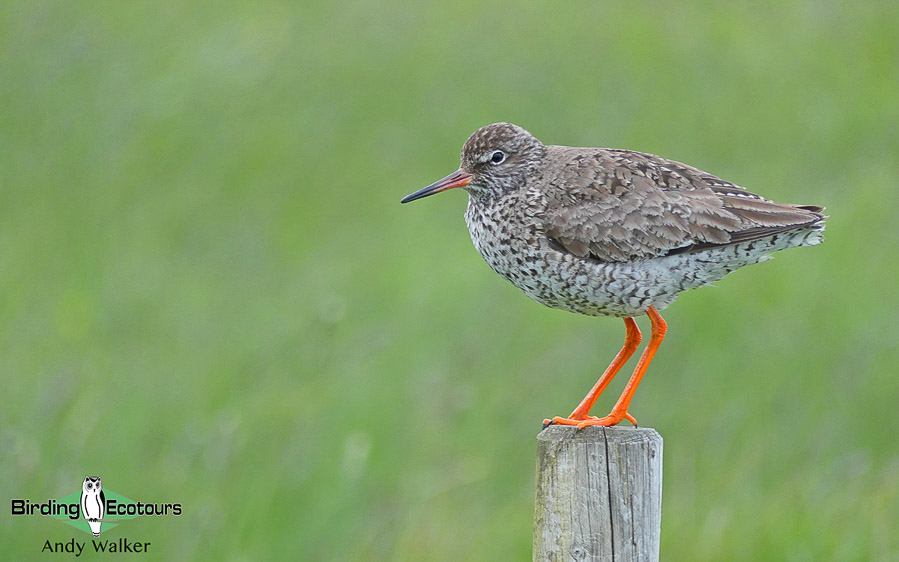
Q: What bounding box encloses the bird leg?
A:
[544,317,642,428]
[546,306,667,429]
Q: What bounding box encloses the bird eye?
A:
[489,150,506,164]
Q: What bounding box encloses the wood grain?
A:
[534,425,663,561]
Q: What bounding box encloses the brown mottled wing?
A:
[541,148,826,262]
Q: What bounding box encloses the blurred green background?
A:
[2,1,897,560]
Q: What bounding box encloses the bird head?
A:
[401,122,546,203]
[83,476,102,493]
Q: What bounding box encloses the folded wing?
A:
[542,148,826,262]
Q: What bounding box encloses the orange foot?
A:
[542,412,638,430]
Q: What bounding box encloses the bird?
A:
[401,123,826,429]
[81,476,105,537]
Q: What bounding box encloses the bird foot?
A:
[543,412,637,429]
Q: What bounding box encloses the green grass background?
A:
[2,1,897,560]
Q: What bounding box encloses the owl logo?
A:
[80,476,105,537]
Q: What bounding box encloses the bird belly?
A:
[465,205,657,317]
[83,496,101,518]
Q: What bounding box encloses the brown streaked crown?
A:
[459,123,547,196]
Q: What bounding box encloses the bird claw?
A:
[542,412,638,429]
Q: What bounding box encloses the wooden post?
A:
[534,425,663,562]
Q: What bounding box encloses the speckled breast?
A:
[463,195,657,318]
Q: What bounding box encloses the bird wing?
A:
[541,148,825,262]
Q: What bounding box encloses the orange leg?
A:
[543,317,641,428]
[547,306,667,430]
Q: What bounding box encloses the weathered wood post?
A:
[534,425,663,561]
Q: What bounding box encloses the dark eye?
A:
[490,150,506,164]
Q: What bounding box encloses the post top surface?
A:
[536,425,662,444]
